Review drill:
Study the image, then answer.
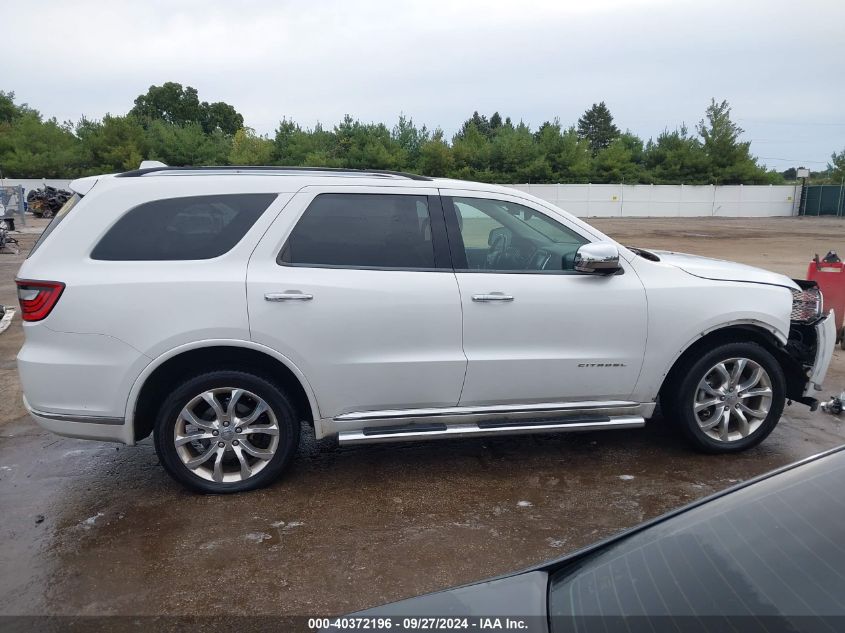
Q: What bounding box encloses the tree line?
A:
[1,82,842,184]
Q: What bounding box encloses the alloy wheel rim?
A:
[692,357,773,442]
[173,387,280,483]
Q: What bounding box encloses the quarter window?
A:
[91,194,275,261]
[279,193,438,269]
[29,192,81,257]
[447,197,587,273]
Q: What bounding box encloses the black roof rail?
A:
[115,165,433,181]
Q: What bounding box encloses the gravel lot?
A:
[1,215,845,618]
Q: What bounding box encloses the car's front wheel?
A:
[668,342,786,453]
[153,370,300,493]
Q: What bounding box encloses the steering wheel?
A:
[486,229,511,269]
[525,246,553,271]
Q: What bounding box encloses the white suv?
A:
[16,165,835,493]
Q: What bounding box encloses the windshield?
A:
[28,193,81,257]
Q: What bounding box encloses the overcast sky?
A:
[6,0,844,171]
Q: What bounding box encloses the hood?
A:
[651,250,799,290]
[354,571,548,630]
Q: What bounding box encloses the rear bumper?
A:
[24,395,131,443]
[17,325,147,445]
[804,309,836,398]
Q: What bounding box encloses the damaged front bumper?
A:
[804,310,836,397]
[782,277,835,408]
[783,309,836,409]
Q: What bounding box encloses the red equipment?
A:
[807,251,845,348]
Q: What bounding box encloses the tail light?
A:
[16,280,65,322]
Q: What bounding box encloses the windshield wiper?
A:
[628,246,661,262]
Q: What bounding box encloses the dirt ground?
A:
[2,215,845,619]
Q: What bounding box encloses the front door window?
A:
[446,196,587,273]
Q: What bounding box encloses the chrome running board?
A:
[336,413,646,445]
[334,400,647,424]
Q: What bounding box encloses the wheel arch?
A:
[127,340,319,442]
[657,321,804,403]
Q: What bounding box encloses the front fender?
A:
[652,318,788,396]
[629,257,793,402]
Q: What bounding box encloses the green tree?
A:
[489,121,542,181]
[391,114,428,168]
[201,101,243,135]
[75,114,148,172]
[0,113,82,177]
[577,102,620,155]
[229,127,273,165]
[829,148,845,183]
[0,91,18,123]
[0,85,824,184]
[696,99,771,184]
[591,136,644,183]
[273,120,339,167]
[333,115,404,169]
[535,121,592,182]
[0,90,37,123]
[489,112,503,133]
[457,111,494,140]
[643,126,709,184]
[418,129,453,176]
[451,122,493,181]
[145,120,231,166]
[130,82,243,135]
[130,82,203,126]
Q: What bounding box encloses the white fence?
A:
[0,179,801,218]
[509,184,801,218]
[0,178,74,192]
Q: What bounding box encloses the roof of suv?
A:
[115,165,435,181]
[69,165,520,197]
[59,164,618,266]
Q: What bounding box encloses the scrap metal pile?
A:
[0,218,18,254]
[0,304,13,334]
[26,186,72,218]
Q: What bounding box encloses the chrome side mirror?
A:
[573,242,621,275]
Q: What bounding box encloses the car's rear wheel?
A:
[153,370,300,493]
[667,342,786,453]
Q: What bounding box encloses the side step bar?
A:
[337,415,645,445]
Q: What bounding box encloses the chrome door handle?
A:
[471,293,514,302]
[264,292,313,302]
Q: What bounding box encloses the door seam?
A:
[453,271,470,406]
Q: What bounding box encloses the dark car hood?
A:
[354,570,549,631]
[339,448,845,632]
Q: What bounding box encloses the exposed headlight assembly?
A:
[791,285,823,323]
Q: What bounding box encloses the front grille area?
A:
[791,287,822,322]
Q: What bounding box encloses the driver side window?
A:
[446,197,587,273]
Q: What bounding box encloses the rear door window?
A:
[91,193,276,261]
[278,193,444,269]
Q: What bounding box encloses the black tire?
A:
[153,370,300,494]
[666,342,786,453]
